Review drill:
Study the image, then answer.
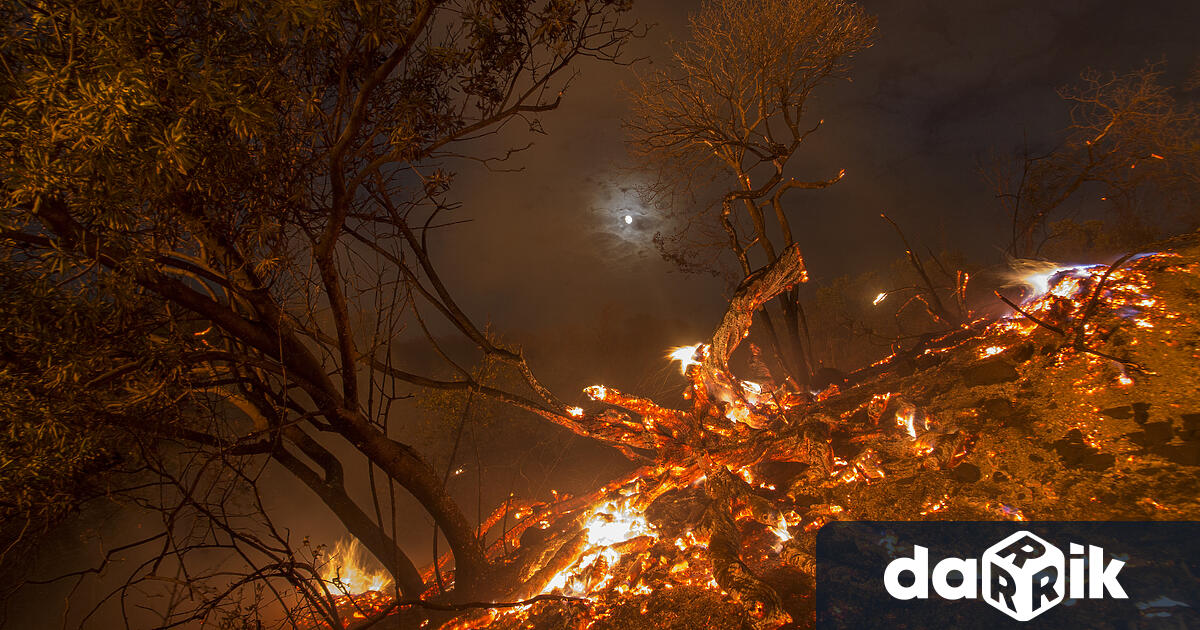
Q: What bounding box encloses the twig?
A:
[994,290,1148,372]
[1071,251,1138,346]
[881,213,956,324]
[994,291,1066,336]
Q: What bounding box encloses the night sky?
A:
[437,0,1200,348]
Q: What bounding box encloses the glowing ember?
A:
[978,345,1005,358]
[584,385,608,401]
[567,406,584,417]
[872,292,887,306]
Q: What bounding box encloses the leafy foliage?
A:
[0,259,193,563]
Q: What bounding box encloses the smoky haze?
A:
[437,0,1200,336]
[6,0,1199,627]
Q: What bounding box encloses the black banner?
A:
[816,521,1200,629]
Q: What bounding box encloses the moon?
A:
[584,174,662,267]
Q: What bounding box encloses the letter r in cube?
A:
[982,530,1065,621]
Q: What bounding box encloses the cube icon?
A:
[981,531,1065,621]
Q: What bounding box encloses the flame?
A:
[538,494,662,599]
[919,496,948,516]
[583,498,654,547]
[1005,259,1096,302]
[896,405,918,439]
[567,406,584,417]
[584,385,608,401]
[768,513,793,553]
[667,343,705,374]
[770,514,792,543]
[320,538,392,595]
[997,504,1026,521]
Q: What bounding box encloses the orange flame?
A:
[896,405,918,439]
[321,538,392,595]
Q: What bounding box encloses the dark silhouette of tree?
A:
[625,0,875,387]
[984,62,1200,258]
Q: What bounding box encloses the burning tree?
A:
[625,0,876,388]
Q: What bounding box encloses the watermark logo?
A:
[884,530,1127,621]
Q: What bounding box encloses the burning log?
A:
[707,243,809,373]
[519,530,593,599]
[699,469,791,629]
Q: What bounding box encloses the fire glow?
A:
[540,496,659,596]
[321,538,392,595]
[1006,259,1099,302]
[316,250,1191,629]
[667,343,705,374]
